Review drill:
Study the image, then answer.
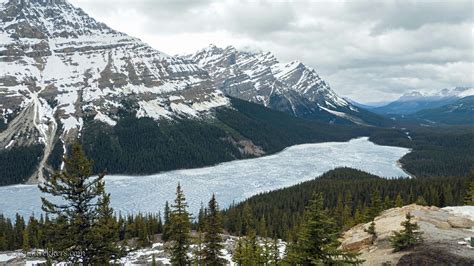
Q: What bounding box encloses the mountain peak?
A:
[186,45,378,126]
[6,0,68,7]
[0,0,229,182]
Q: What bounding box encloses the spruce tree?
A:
[286,193,362,265]
[169,183,192,265]
[443,184,454,206]
[367,189,383,220]
[383,195,393,209]
[270,237,280,265]
[162,201,171,241]
[415,196,427,206]
[335,193,345,228]
[193,230,205,265]
[232,237,245,265]
[342,192,354,229]
[464,174,474,206]
[203,194,225,265]
[22,229,30,252]
[89,183,121,263]
[395,193,404,207]
[39,143,119,264]
[389,212,423,252]
[364,220,377,243]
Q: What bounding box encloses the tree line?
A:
[222,167,473,240]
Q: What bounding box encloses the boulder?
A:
[447,216,474,229]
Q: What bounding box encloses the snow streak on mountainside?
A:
[0,0,228,181]
[187,45,385,126]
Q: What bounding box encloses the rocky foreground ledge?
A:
[341,204,474,265]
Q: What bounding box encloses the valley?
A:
[0,137,410,220]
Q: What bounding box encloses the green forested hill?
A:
[222,167,472,240]
[410,96,474,125]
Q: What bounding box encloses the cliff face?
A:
[340,204,474,265]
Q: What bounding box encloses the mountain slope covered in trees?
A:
[223,168,472,240]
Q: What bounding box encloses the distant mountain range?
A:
[369,87,474,115]
[409,96,474,125]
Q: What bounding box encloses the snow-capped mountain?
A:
[0,0,229,181]
[399,87,474,102]
[373,87,474,115]
[187,45,387,126]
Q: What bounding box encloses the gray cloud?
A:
[69,0,473,102]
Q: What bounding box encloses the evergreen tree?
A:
[383,195,393,209]
[442,184,454,206]
[203,194,225,265]
[232,237,245,265]
[364,220,377,243]
[464,173,474,206]
[136,214,150,248]
[367,189,383,220]
[242,229,266,264]
[169,183,192,265]
[197,202,206,231]
[342,192,354,229]
[162,201,171,241]
[395,193,404,207]
[286,193,362,265]
[242,203,254,236]
[39,143,119,264]
[415,196,427,206]
[389,212,423,252]
[26,216,40,249]
[13,214,25,249]
[89,183,121,264]
[22,229,30,252]
[193,230,205,265]
[270,237,280,265]
[335,193,345,228]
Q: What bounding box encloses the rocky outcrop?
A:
[340,204,474,265]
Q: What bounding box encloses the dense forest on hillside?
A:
[81,98,367,175]
[370,126,474,177]
[222,168,472,240]
[0,145,43,186]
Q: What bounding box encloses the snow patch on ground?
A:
[94,112,117,126]
[443,206,474,220]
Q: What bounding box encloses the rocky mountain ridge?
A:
[187,44,388,126]
[0,0,229,182]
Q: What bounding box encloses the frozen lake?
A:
[0,137,410,219]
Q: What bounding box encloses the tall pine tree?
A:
[286,193,362,265]
[169,183,192,265]
[203,194,225,265]
[39,143,119,264]
[464,170,474,206]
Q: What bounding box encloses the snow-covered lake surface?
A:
[0,137,410,219]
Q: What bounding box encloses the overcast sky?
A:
[69,0,473,103]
